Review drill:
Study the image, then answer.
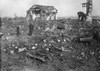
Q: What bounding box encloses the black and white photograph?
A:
[0,0,100,71]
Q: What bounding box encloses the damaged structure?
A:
[82,0,93,21]
[26,4,58,22]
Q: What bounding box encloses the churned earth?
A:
[1,18,100,71]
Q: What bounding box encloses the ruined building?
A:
[26,4,58,22]
[82,0,93,21]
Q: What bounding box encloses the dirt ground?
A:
[1,18,100,71]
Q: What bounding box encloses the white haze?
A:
[0,0,100,17]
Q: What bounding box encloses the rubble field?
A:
[1,18,100,71]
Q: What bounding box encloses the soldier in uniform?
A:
[77,11,87,21]
[0,17,3,38]
[16,25,21,36]
[28,23,34,36]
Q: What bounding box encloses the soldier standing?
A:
[0,17,3,38]
[16,25,21,36]
[28,23,34,36]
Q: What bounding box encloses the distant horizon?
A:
[0,0,100,17]
[0,0,87,17]
[2,15,100,19]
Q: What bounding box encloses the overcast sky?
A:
[0,0,100,17]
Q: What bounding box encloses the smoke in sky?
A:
[0,0,100,17]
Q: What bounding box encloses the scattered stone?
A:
[32,46,37,49]
[18,48,26,52]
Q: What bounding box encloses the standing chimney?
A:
[82,0,93,22]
